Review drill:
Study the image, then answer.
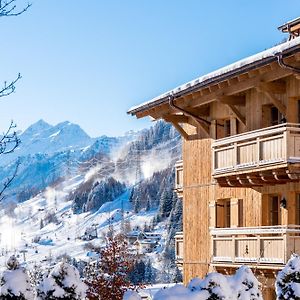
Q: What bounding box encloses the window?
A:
[216,199,231,228]
[269,195,280,226]
[262,105,284,127]
[296,194,300,225]
[238,199,244,227]
[298,100,300,123]
[224,119,231,137]
[271,106,280,126]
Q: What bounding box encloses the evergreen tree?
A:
[144,260,156,284]
[40,218,44,229]
[276,254,300,300]
[0,256,34,300]
[172,267,183,283]
[36,262,87,300]
[159,189,173,218]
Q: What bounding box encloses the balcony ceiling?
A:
[215,166,300,187]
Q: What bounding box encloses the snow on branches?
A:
[276,254,300,299]
[149,266,263,300]
[36,261,87,300]
[0,255,34,300]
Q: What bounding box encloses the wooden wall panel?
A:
[181,75,300,290]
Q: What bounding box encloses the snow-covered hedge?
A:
[276,254,300,299]
[0,255,34,300]
[130,266,263,300]
[36,261,87,300]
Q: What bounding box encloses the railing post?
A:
[234,142,238,170]
[256,137,260,166]
[257,235,261,263]
[283,128,288,160]
[232,235,236,263]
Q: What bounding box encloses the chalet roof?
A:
[128,37,300,116]
[278,17,300,32]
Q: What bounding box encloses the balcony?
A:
[210,226,300,269]
[175,231,183,269]
[175,160,183,198]
[212,123,300,187]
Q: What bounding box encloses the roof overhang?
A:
[128,37,300,118]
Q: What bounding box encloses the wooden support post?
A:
[256,86,287,116]
[226,104,246,126]
[171,122,189,140]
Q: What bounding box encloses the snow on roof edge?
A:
[128,37,300,115]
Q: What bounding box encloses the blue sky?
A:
[1,0,299,137]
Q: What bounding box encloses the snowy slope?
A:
[0,120,182,282]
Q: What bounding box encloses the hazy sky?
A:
[1,0,299,137]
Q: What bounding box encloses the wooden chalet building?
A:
[128,18,300,299]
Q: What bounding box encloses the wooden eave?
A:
[278,17,300,33]
[128,42,300,122]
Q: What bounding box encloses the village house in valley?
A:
[128,17,300,299]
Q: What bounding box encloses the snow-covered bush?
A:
[147,266,263,300]
[0,255,34,300]
[36,261,87,300]
[123,290,142,300]
[276,254,300,299]
[153,284,209,300]
[231,266,263,299]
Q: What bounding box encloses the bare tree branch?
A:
[0,0,30,201]
[0,120,21,155]
[0,158,20,201]
[0,73,21,98]
[0,0,31,17]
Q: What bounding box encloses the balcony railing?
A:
[212,123,300,178]
[175,231,183,267]
[175,160,183,197]
[211,225,300,267]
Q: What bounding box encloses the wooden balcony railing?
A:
[210,225,300,267]
[175,231,183,267]
[175,160,183,197]
[212,123,300,179]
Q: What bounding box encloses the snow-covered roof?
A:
[128,37,300,116]
[278,16,300,32]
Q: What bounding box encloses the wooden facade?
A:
[129,20,300,299]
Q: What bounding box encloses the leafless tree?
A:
[0,0,30,200]
[0,0,30,17]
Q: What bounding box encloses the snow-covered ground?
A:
[0,172,165,271]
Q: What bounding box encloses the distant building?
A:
[82,226,98,241]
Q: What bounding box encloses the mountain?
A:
[0,119,183,283]
[0,120,138,201]
[0,120,92,166]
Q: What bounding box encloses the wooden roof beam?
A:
[163,115,190,123]
[226,104,246,126]
[188,65,292,108]
[257,89,287,116]
[259,81,286,94]
[171,122,189,140]
[219,95,246,106]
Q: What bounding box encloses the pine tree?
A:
[29,262,43,287]
[40,218,44,229]
[144,260,155,284]
[36,262,87,300]
[0,256,34,300]
[172,267,183,283]
[159,189,173,218]
[276,254,300,300]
